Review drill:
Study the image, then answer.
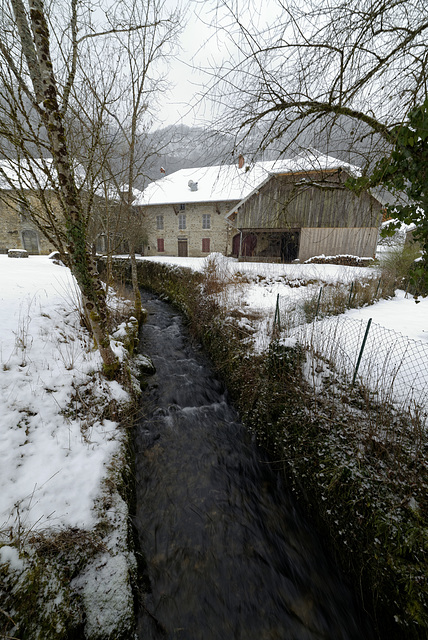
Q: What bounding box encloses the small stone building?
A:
[0,158,120,256]
[0,192,55,255]
[0,158,61,255]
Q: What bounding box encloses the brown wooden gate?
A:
[241,233,257,257]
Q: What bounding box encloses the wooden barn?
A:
[225,151,383,262]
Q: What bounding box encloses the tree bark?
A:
[12,0,120,376]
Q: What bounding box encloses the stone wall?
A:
[141,200,238,257]
[0,193,55,255]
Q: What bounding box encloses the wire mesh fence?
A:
[287,315,428,416]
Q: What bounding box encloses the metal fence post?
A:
[375,278,382,299]
[274,293,281,332]
[352,318,372,386]
[315,287,323,318]
[348,281,354,307]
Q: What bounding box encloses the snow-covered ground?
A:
[0,255,131,534]
[1,251,422,636]
[138,254,428,342]
[1,252,426,537]
[138,254,428,413]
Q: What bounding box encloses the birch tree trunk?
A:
[11,0,120,376]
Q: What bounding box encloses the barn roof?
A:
[225,149,367,220]
[134,149,359,207]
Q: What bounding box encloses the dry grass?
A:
[301,276,392,322]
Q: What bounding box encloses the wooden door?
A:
[241,233,257,257]
[177,239,188,257]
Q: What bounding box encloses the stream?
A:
[133,291,375,639]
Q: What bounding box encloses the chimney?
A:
[238,154,245,169]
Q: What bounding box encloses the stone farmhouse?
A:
[0,160,56,255]
[133,163,274,258]
[135,150,383,261]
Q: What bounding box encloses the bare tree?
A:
[0,0,179,374]
[66,0,181,320]
[105,0,181,321]
[208,0,428,167]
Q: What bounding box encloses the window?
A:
[19,201,28,222]
[202,238,210,253]
[157,238,165,252]
[156,215,164,230]
[178,214,186,230]
[179,203,186,210]
[202,214,211,230]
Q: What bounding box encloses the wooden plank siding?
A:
[299,227,379,261]
[235,170,381,230]
[231,170,382,260]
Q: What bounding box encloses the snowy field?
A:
[1,252,427,537]
[138,254,428,343]
[0,255,131,536]
[139,254,428,413]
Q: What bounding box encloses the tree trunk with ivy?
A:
[12,0,120,376]
[128,234,143,323]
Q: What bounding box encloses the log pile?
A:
[304,254,375,267]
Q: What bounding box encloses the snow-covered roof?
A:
[0,158,58,191]
[134,150,359,207]
[133,163,270,206]
[0,158,136,203]
[226,149,362,218]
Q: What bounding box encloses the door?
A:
[178,238,188,257]
[241,233,257,257]
[21,229,39,254]
[280,231,300,262]
[232,234,241,257]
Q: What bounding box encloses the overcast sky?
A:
[155,1,223,128]
[155,0,281,129]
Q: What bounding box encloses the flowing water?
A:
[134,291,374,640]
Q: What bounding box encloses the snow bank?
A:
[0,256,129,532]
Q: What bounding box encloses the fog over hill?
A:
[142,116,389,188]
[0,117,389,193]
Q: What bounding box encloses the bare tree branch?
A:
[208,0,428,167]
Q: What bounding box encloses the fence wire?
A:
[286,314,428,416]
